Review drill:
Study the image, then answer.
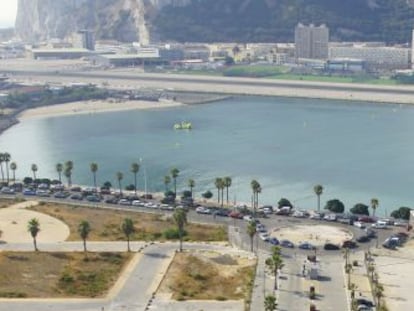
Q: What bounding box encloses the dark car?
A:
[324,243,340,250]
[356,298,375,308]
[214,209,230,217]
[280,239,294,248]
[268,237,279,245]
[70,186,82,192]
[356,235,370,243]
[23,188,36,196]
[105,197,119,204]
[298,242,316,250]
[86,195,101,202]
[54,191,70,199]
[365,228,377,238]
[342,240,358,249]
[70,194,83,200]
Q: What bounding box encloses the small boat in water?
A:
[174,121,192,130]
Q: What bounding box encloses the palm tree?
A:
[247,220,257,252]
[375,284,384,307]
[164,175,171,192]
[121,218,135,252]
[90,162,98,188]
[0,153,4,182]
[170,168,180,194]
[251,180,261,217]
[64,168,72,187]
[264,295,277,311]
[314,184,323,212]
[56,163,63,183]
[27,218,40,251]
[64,161,74,186]
[31,164,38,180]
[78,220,91,253]
[188,179,195,198]
[116,171,123,196]
[131,163,140,194]
[265,246,284,290]
[173,208,187,252]
[3,152,10,183]
[371,198,379,217]
[10,162,17,182]
[224,176,232,206]
[215,178,223,204]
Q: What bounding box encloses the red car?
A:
[229,211,244,219]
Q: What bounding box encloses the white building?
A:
[295,24,329,60]
[330,44,411,70]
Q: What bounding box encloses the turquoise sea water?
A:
[1,96,413,215]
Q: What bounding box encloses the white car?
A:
[131,200,142,206]
[354,221,365,228]
[243,215,253,222]
[372,222,387,229]
[259,233,270,241]
[119,199,131,205]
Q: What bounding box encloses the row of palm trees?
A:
[313,184,380,216]
[0,152,16,183]
[214,177,232,206]
[26,208,189,253]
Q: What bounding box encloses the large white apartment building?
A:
[295,24,329,60]
[329,44,411,70]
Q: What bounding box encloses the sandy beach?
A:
[18,99,183,120]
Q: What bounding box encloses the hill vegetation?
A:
[155,0,414,43]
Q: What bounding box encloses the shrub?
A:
[163,228,188,239]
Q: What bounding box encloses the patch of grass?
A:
[223,65,288,77]
[160,252,256,304]
[28,203,227,242]
[0,251,132,298]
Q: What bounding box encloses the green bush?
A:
[163,228,188,239]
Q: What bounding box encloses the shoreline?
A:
[17,99,184,120]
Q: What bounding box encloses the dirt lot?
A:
[159,251,256,303]
[28,203,227,242]
[0,251,132,298]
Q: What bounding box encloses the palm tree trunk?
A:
[0,164,4,182]
[190,186,193,198]
[127,236,130,252]
[217,188,220,203]
[174,178,177,194]
[134,173,137,195]
[5,164,9,183]
[93,173,97,188]
[317,194,320,212]
[33,238,38,251]
[274,270,278,290]
[226,187,229,205]
[83,239,87,252]
[221,188,224,207]
[179,227,183,252]
[58,172,61,183]
[119,181,122,196]
[12,170,15,182]
[250,236,254,252]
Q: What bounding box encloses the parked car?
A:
[54,191,70,199]
[355,298,375,308]
[243,215,254,222]
[36,190,51,197]
[354,221,365,229]
[280,239,294,248]
[119,199,131,205]
[213,209,230,217]
[324,243,340,250]
[1,187,15,194]
[259,233,270,241]
[298,242,316,250]
[70,194,83,200]
[105,197,118,204]
[356,235,370,243]
[268,237,279,245]
[358,216,376,223]
[342,240,357,249]
[131,200,142,206]
[372,221,388,229]
[365,228,377,238]
[229,211,243,219]
[86,195,101,202]
[70,186,82,192]
[23,188,36,196]
[324,214,337,221]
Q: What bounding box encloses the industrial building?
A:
[295,24,329,60]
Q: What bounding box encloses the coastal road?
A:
[4,65,414,103]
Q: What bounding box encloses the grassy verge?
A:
[0,251,132,298]
[28,203,227,242]
[159,251,256,306]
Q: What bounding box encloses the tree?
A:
[390,207,411,220]
[116,172,124,196]
[170,168,180,194]
[325,199,345,213]
[371,198,379,217]
[251,180,261,216]
[78,220,91,253]
[187,179,195,198]
[56,163,63,183]
[90,162,98,188]
[31,164,38,180]
[314,184,323,212]
[3,152,10,183]
[224,176,232,205]
[131,162,140,194]
[215,178,223,204]
[202,190,213,199]
[225,56,235,66]
[10,162,17,182]
[27,218,40,251]
[264,294,277,311]
[173,208,187,252]
[64,161,74,187]
[247,220,257,252]
[350,203,370,216]
[102,181,112,189]
[265,246,284,290]
[121,218,135,252]
[164,175,171,192]
[278,198,293,209]
[375,284,384,307]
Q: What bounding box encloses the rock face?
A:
[15,0,190,43]
[15,0,414,44]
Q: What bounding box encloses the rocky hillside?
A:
[15,0,414,43]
